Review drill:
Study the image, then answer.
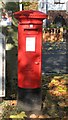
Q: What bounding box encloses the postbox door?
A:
[18,29,42,88]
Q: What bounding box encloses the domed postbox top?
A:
[14,10,48,21]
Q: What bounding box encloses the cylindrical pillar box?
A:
[14,10,47,112]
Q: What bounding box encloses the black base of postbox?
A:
[17,87,42,113]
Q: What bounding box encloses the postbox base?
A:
[17,87,42,113]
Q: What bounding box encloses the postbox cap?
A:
[14,10,48,21]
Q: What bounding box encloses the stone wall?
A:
[48,10,68,26]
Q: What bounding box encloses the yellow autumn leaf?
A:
[10,112,27,119]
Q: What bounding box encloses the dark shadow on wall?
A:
[53,14,66,27]
[5,38,18,100]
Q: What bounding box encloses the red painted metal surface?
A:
[14,10,47,88]
[14,10,48,21]
[18,25,42,88]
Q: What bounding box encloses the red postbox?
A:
[14,10,47,112]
